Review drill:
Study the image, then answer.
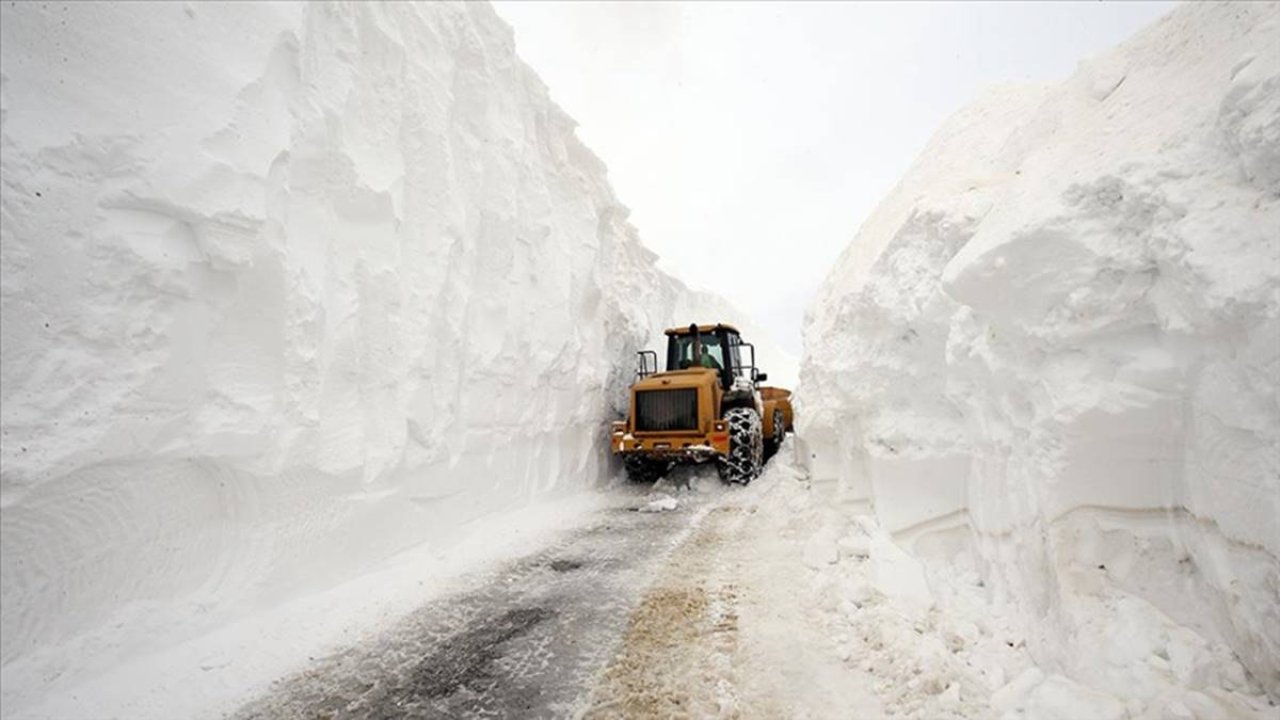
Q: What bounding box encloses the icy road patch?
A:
[232,473,728,718]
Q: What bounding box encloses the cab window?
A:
[727,333,744,377]
[668,333,725,371]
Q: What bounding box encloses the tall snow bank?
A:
[0,2,761,716]
[798,1,1279,710]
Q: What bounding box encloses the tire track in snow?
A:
[581,510,744,719]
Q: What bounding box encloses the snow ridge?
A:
[799,2,1279,714]
[0,3,775,717]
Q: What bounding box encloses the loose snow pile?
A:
[638,495,681,513]
[0,3,782,718]
[798,3,1279,717]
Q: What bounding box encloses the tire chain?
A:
[718,407,762,484]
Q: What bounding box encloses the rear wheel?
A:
[717,407,763,484]
[764,409,785,459]
[624,455,669,484]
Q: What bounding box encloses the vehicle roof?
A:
[663,323,740,336]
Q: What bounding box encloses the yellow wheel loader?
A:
[610,323,794,484]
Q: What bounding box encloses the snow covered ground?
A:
[798,2,1279,717]
[0,2,789,717]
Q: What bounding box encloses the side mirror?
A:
[757,372,769,383]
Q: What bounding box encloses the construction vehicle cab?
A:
[612,323,793,484]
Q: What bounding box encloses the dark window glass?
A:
[667,333,725,371]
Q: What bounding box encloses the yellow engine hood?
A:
[632,367,719,391]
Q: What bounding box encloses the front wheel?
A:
[717,407,763,484]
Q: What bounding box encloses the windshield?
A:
[666,333,725,371]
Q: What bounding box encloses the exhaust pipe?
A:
[689,323,701,366]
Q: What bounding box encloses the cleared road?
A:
[232,442,873,719]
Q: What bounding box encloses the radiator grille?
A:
[634,388,699,432]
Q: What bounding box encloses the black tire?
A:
[764,409,785,459]
[624,455,668,483]
[717,407,763,484]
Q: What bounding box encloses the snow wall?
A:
[0,2,787,715]
[798,1,1279,701]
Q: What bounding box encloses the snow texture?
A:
[0,2,783,717]
[798,2,1280,715]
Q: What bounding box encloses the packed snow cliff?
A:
[0,3,787,717]
[799,2,1279,716]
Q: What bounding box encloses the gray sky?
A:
[492,1,1174,356]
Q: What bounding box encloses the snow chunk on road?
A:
[638,495,680,513]
[867,534,932,614]
[802,532,840,569]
